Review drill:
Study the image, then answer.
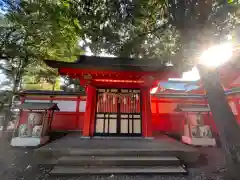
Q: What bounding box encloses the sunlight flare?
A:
[199,43,233,67]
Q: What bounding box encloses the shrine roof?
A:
[18,90,86,96]
[16,102,60,110]
[152,93,206,99]
[175,104,210,112]
[44,55,170,72]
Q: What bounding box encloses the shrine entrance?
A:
[94,88,142,136]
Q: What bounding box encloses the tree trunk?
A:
[3,58,23,131]
[3,80,17,131]
[52,80,56,91]
[197,65,240,180]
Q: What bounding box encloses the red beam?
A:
[91,82,149,89]
[59,68,179,82]
[151,99,207,104]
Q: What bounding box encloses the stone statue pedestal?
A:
[182,124,216,147]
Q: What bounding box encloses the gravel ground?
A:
[0,134,226,180]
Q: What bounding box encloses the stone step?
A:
[68,148,179,157]
[50,165,188,175]
[58,156,181,166]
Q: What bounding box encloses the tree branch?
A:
[136,22,169,39]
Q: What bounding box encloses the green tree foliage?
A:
[1,0,238,85]
[67,0,239,69]
[1,0,82,60]
[69,0,180,63]
[60,77,84,92]
[1,0,239,77]
[0,0,82,92]
[0,0,82,128]
[22,61,60,90]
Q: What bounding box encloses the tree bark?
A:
[3,58,23,131]
[197,65,240,180]
[52,79,56,91]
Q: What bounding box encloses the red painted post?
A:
[141,88,147,137]
[146,87,152,137]
[141,87,153,138]
[83,85,95,137]
[90,87,97,136]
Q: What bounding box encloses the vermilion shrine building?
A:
[17,56,240,141]
[43,56,181,138]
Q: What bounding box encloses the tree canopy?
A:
[1,0,82,60]
[1,0,239,76]
[0,0,239,91]
[69,0,239,70]
[70,0,179,62]
[0,0,84,93]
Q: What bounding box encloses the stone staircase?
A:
[49,149,188,175]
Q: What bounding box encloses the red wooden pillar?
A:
[90,87,97,136]
[141,87,152,137]
[141,89,146,137]
[83,85,96,137]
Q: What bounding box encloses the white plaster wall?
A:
[52,100,77,112]
[79,101,86,112]
[25,100,50,103]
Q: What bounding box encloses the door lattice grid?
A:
[95,88,141,136]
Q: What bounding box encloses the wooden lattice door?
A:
[94,88,141,136]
